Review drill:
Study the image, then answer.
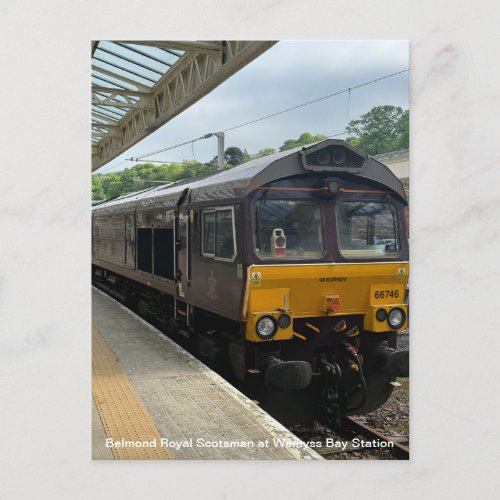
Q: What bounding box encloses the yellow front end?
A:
[244,262,409,342]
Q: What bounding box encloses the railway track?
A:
[291,417,409,460]
[344,416,409,459]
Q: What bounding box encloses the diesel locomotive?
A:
[92,139,409,427]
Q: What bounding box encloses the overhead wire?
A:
[128,133,215,161]
[94,158,129,174]
[222,68,408,133]
[94,68,408,174]
[328,130,349,138]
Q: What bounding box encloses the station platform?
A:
[92,287,322,460]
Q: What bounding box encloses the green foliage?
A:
[254,147,277,158]
[92,161,216,201]
[224,146,251,166]
[91,175,106,200]
[92,109,408,201]
[279,132,328,152]
[346,105,409,155]
[181,160,218,178]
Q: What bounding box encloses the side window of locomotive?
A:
[253,200,324,259]
[202,209,236,260]
[336,201,400,258]
[202,211,215,255]
[215,209,235,259]
[153,228,174,280]
[125,215,135,268]
[137,228,153,273]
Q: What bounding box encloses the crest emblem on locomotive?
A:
[206,270,218,300]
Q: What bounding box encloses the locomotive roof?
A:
[92,139,407,216]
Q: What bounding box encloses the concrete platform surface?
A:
[92,287,322,460]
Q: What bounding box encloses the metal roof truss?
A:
[91,40,276,171]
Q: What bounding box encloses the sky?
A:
[95,40,408,174]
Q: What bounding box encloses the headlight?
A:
[328,179,342,194]
[387,308,406,330]
[256,315,278,339]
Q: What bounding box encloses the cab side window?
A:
[202,208,236,260]
[202,212,215,255]
[215,209,235,258]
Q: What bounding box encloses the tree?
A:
[177,161,216,179]
[224,146,246,166]
[254,147,276,158]
[279,132,327,152]
[96,127,390,200]
[91,175,106,200]
[346,105,409,156]
[242,149,251,163]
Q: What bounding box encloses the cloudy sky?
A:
[96,40,408,174]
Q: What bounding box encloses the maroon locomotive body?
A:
[92,139,409,426]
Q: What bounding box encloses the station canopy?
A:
[92,41,276,171]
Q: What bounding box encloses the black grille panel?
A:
[303,145,364,171]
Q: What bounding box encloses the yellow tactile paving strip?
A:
[92,328,174,460]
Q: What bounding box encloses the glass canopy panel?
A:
[91,41,186,144]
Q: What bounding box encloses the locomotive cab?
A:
[240,141,409,426]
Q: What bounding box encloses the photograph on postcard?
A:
[91,40,409,460]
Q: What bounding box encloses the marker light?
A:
[256,316,278,339]
[328,179,342,195]
[271,228,286,256]
[376,308,387,321]
[277,314,292,329]
[275,236,286,247]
